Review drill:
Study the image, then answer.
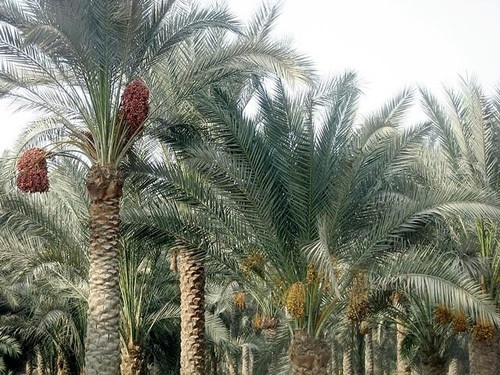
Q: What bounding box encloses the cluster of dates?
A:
[16,148,49,193]
[118,79,150,142]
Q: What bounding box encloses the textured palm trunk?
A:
[120,343,144,375]
[288,330,331,375]
[421,361,447,375]
[342,346,353,375]
[372,328,383,375]
[84,165,123,375]
[178,247,205,375]
[396,320,411,375]
[364,332,374,375]
[448,356,467,375]
[469,335,498,375]
[147,359,162,375]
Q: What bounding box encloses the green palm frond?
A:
[0,332,20,359]
[375,246,499,326]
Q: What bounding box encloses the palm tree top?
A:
[0,0,242,166]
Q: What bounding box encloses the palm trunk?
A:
[364,332,374,375]
[288,330,331,375]
[148,359,162,375]
[396,320,411,375]
[372,326,383,375]
[84,165,123,375]
[120,343,144,375]
[178,246,205,375]
[342,346,353,375]
[448,356,467,375]
[421,361,447,375]
[469,335,498,375]
[207,348,218,375]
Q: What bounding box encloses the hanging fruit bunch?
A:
[347,270,369,322]
[252,313,263,330]
[306,263,317,285]
[472,321,495,342]
[451,311,469,333]
[233,292,245,310]
[118,79,150,142]
[241,250,266,278]
[16,148,49,193]
[434,305,453,325]
[286,282,306,319]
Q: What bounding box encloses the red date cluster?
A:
[118,79,150,141]
[16,148,49,193]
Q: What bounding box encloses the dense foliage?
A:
[0,0,498,374]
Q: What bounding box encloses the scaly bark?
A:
[448,356,467,375]
[372,326,383,375]
[421,360,447,375]
[120,342,144,375]
[364,331,374,375]
[207,349,218,375]
[226,354,237,375]
[178,246,205,375]
[25,359,34,375]
[288,330,331,375]
[84,165,123,375]
[36,352,47,375]
[420,350,447,375]
[469,334,498,375]
[396,320,411,375]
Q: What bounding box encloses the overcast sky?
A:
[1,0,500,150]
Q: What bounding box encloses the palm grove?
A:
[0,0,497,374]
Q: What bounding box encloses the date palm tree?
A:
[0,332,21,374]
[420,77,500,374]
[124,153,255,374]
[0,1,311,372]
[396,295,457,375]
[163,72,500,374]
[0,0,307,372]
[119,240,180,375]
[0,156,188,374]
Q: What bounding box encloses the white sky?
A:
[1,0,499,150]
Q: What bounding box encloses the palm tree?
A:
[420,77,500,374]
[0,158,89,373]
[164,71,500,375]
[0,156,194,374]
[119,240,180,375]
[125,5,312,373]
[395,295,456,375]
[0,0,271,372]
[0,159,114,375]
[124,154,254,374]
[0,332,21,374]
